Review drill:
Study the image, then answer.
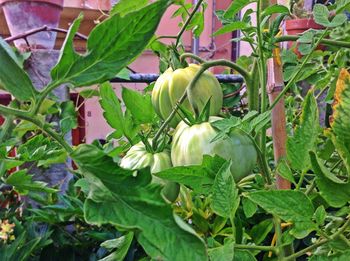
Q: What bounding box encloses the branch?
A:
[5,25,88,43]
[275,35,350,49]
[175,0,204,47]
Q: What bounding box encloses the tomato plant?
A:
[0,0,350,260]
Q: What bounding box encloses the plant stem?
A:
[180,52,206,64]
[269,29,329,110]
[234,243,277,253]
[285,216,350,260]
[33,80,64,115]
[275,35,350,49]
[273,216,285,260]
[0,104,72,153]
[0,115,15,143]
[305,179,316,196]
[175,0,204,47]
[296,170,306,190]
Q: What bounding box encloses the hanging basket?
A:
[0,0,64,49]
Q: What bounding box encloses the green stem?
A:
[246,59,259,112]
[175,0,204,47]
[234,243,277,253]
[273,216,285,260]
[33,80,63,115]
[296,170,306,190]
[0,115,15,143]
[305,179,316,196]
[269,29,329,110]
[275,35,350,49]
[285,216,350,261]
[180,52,206,64]
[0,104,72,153]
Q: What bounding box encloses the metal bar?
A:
[110,73,244,84]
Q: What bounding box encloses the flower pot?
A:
[285,18,325,56]
[0,0,64,49]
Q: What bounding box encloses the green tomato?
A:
[120,141,179,202]
[171,117,257,181]
[152,64,223,127]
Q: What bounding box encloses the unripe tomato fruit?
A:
[152,64,223,127]
[120,141,179,202]
[171,117,257,181]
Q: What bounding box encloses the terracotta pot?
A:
[285,18,325,56]
[0,0,64,49]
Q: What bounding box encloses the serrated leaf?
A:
[5,170,57,195]
[71,144,207,260]
[261,4,290,17]
[99,82,125,139]
[330,69,350,174]
[234,250,257,261]
[276,158,296,185]
[0,38,38,101]
[224,0,251,19]
[100,232,134,261]
[246,190,316,238]
[111,0,149,16]
[155,155,226,195]
[287,91,319,171]
[313,4,347,27]
[310,151,350,208]
[122,87,156,124]
[51,1,168,87]
[211,161,239,218]
[213,21,248,36]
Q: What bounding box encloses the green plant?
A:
[0,0,350,260]
[151,63,223,127]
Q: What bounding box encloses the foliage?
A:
[0,0,350,260]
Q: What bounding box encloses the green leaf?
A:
[234,250,257,261]
[100,233,134,261]
[0,38,38,101]
[276,158,296,185]
[99,82,125,139]
[155,155,226,195]
[51,1,168,87]
[59,101,78,134]
[309,251,350,260]
[313,4,347,27]
[310,151,350,208]
[5,170,57,195]
[246,190,316,238]
[208,241,234,261]
[330,69,350,174]
[79,88,99,98]
[121,87,156,124]
[242,197,257,218]
[111,0,149,16]
[314,205,326,226]
[71,144,208,260]
[261,5,290,17]
[211,161,239,219]
[224,0,251,19]
[213,21,248,36]
[287,90,319,172]
[250,219,274,245]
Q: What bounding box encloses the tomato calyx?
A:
[177,97,212,126]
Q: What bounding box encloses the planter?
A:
[285,18,325,56]
[0,0,64,49]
